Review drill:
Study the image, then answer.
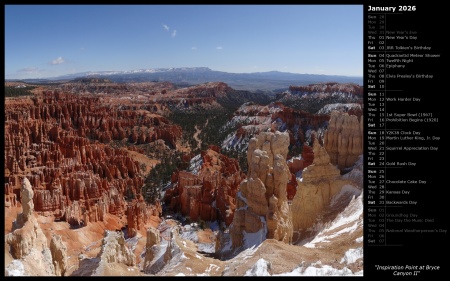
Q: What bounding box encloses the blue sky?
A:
[5,5,363,79]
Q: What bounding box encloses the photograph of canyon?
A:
[4,4,364,276]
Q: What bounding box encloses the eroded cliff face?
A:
[4,91,165,230]
[50,234,69,276]
[230,131,293,249]
[290,139,354,242]
[324,110,363,169]
[143,226,160,272]
[97,230,136,266]
[164,146,245,226]
[5,178,68,276]
[222,102,329,152]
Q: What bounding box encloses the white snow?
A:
[197,242,215,253]
[245,258,271,276]
[233,244,258,261]
[325,192,363,233]
[274,265,355,276]
[329,184,362,208]
[181,230,198,243]
[5,260,26,276]
[196,264,220,276]
[243,259,362,276]
[241,216,267,250]
[304,192,363,248]
[340,247,363,264]
[188,154,203,175]
[317,103,362,115]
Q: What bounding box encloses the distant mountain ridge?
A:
[11,67,363,94]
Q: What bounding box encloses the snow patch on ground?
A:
[304,193,363,248]
[274,265,358,276]
[188,154,203,175]
[244,259,362,276]
[317,103,362,115]
[5,260,26,276]
[197,242,215,253]
[245,258,271,276]
[340,247,363,264]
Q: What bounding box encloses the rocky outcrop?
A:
[287,144,314,175]
[127,195,161,238]
[289,82,363,97]
[97,230,135,266]
[5,177,68,276]
[230,131,293,249]
[6,178,47,259]
[164,146,244,226]
[324,110,363,169]
[50,234,69,276]
[221,102,329,153]
[143,227,160,272]
[290,138,352,241]
[271,106,329,144]
[4,91,164,229]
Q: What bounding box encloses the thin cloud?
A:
[162,24,169,31]
[216,46,223,50]
[191,47,197,50]
[171,30,177,37]
[50,57,65,65]
[17,67,40,74]
[80,47,85,51]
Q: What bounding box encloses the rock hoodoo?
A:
[97,230,136,266]
[6,177,68,276]
[164,146,244,226]
[290,138,352,241]
[143,226,161,273]
[230,131,293,249]
[4,91,164,231]
[324,110,363,169]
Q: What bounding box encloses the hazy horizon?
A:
[5,5,363,80]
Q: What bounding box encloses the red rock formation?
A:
[223,102,329,152]
[127,195,161,238]
[287,144,314,175]
[164,147,244,226]
[4,91,165,229]
[272,106,329,136]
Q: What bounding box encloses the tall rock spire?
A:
[230,131,293,249]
